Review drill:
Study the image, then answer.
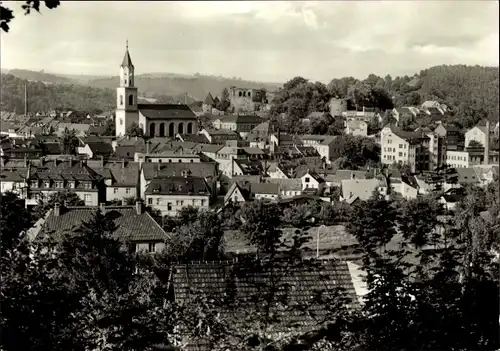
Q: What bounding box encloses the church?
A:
[115,43,198,138]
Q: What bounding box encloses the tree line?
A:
[1,173,498,350]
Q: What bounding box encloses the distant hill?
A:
[2,69,282,102]
[0,74,116,114]
[86,74,282,101]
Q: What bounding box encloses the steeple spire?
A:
[121,40,133,68]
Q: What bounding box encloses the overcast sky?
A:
[1,1,498,83]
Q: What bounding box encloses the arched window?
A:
[239,91,242,97]
[128,95,134,106]
[159,123,165,137]
[149,123,156,137]
[120,95,123,106]
[169,123,175,137]
[178,123,184,134]
[248,91,251,97]
[125,79,128,85]
[187,122,193,134]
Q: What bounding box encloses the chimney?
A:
[54,202,61,217]
[484,120,490,165]
[99,203,105,213]
[24,84,28,117]
[135,200,143,215]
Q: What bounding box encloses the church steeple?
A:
[121,40,134,68]
[120,40,134,87]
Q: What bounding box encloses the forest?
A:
[2,65,498,131]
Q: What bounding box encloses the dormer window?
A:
[31,180,38,188]
[84,182,92,190]
[69,181,75,189]
[43,181,50,188]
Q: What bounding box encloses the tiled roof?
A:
[192,144,224,154]
[205,128,238,136]
[250,121,270,133]
[138,104,197,120]
[172,259,359,335]
[234,159,264,176]
[105,161,140,186]
[40,206,168,242]
[249,182,279,195]
[455,167,480,184]
[87,142,114,155]
[114,145,136,159]
[145,176,211,196]
[341,179,380,201]
[0,170,26,182]
[221,115,264,124]
[265,178,302,192]
[177,134,209,143]
[142,162,217,180]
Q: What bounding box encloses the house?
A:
[265,178,303,198]
[465,124,488,147]
[144,176,213,216]
[299,134,345,164]
[300,170,325,192]
[199,128,239,144]
[454,167,481,187]
[0,170,28,195]
[78,141,115,159]
[101,161,141,202]
[171,259,359,350]
[345,120,368,137]
[224,182,251,205]
[380,126,441,172]
[446,150,470,168]
[140,162,218,200]
[37,201,168,253]
[328,98,348,117]
[392,107,416,123]
[434,124,463,150]
[25,159,104,206]
[212,115,264,135]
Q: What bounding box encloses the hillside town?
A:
[1,2,499,351]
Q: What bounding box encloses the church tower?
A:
[115,41,139,137]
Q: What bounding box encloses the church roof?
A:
[203,93,214,105]
[138,104,197,120]
[121,49,133,68]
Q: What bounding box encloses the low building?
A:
[144,176,214,216]
[299,134,345,164]
[102,161,140,203]
[199,128,239,144]
[344,120,368,137]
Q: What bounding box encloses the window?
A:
[84,194,92,203]
[156,198,160,205]
[85,183,92,190]
[305,177,310,183]
[148,198,153,205]
[399,144,403,148]
[178,159,182,163]
[399,152,403,157]
[120,95,123,106]
[180,200,184,206]
[126,188,131,194]
[128,95,134,105]
[167,203,172,211]
[201,199,205,206]
[114,188,118,194]
[148,243,156,253]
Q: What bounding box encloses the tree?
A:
[346,191,398,251]
[60,127,79,155]
[217,88,231,112]
[0,192,34,255]
[102,118,116,136]
[126,122,144,137]
[1,0,60,32]
[167,209,225,261]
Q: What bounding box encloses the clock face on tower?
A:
[120,119,124,125]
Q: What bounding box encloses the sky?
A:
[1,1,499,83]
